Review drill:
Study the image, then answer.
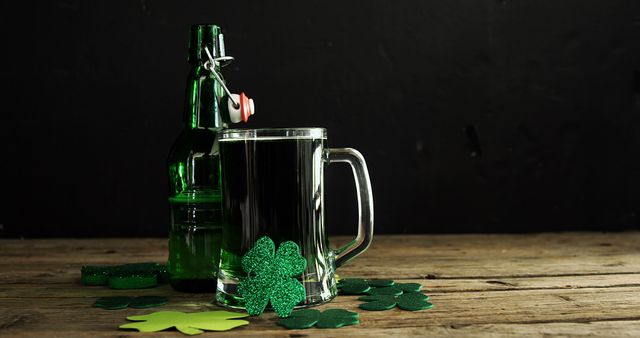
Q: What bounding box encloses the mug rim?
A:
[220,128,327,141]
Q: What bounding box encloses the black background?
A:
[1,1,639,237]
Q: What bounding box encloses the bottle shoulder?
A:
[168,128,222,162]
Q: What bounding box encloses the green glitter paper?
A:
[277,308,359,329]
[110,263,165,277]
[81,262,167,289]
[237,236,307,317]
[108,274,157,289]
[81,266,114,286]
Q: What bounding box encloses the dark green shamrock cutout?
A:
[337,278,366,287]
[395,282,422,293]
[316,309,360,328]
[129,296,169,309]
[359,292,433,311]
[396,292,433,311]
[337,278,371,295]
[94,296,132,310]
[338,278,423,295]
[277,308,359,329]
[277,309,320,329]
[367,286,403,296]
[238,236,307,317]
[93,296,168,310]
[367,279,395,287]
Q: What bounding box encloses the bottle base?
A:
[215,287,246,309]
[170,278,217,293]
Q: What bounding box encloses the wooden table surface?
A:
[1,233,640,337]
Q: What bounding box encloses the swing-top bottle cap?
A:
[188,24,225,63]
[228,93,255,123]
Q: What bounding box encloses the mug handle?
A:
[328,148,374,268]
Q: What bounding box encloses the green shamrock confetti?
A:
[359,292,433,311]
[337,278,366,286]
[367,286,403,296]
[93,296,168,310]
[395,292,434,311]
[367,279,395,287]
[316,309,360,328]
[337,278,371,295]
[277,308,359,329]
[94,296,132,310]
[276,309,319,329]
[359,294,397,311]
[337,277,432,311]
[395,282,422,293]
[119,311,250,335]
[238,236,307,317]
[338,278,424,295]
[129,296,169,309]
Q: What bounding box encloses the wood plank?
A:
[2,233,640,280]
[3,274,640,298]
[2,233,640,337]
[2,286,640,336]
[4,321,640,338]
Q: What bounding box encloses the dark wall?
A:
[1,1,639,237]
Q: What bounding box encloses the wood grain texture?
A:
[1,233,639,337]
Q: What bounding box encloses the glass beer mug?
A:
[216,128,374,307]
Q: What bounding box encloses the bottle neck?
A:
[184,24,227,131]
[184,61,227,130]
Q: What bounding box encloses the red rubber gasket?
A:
[240,92,251,122]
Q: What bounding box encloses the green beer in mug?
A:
[216,128,374,308]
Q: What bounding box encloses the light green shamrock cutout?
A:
[119,311,249,335]
[238,236,307,317]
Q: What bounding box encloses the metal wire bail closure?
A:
[203,46,239,109]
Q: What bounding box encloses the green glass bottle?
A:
[167,24,231,292]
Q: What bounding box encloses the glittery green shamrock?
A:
[358,292,433,311]
[238,236,307,317]
[119,311,249,335]
[277,308,359,329]
[81,262,168,288]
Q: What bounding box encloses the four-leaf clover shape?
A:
[119,311,249,335]
[238,236,307,317]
